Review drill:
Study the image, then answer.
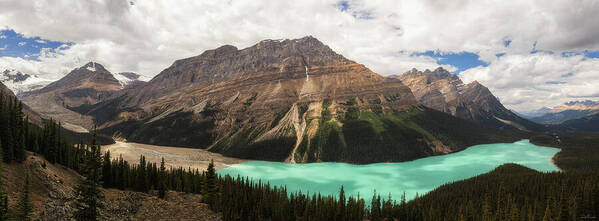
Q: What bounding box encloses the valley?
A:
[101,141,244,171]
[0,33,597,221]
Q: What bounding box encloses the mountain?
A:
[394,68,541,131]
[527,100,599,124]
[87,36,523,163]
[0,69,53,95]
[517,107,551,118]
[19,62,123,131]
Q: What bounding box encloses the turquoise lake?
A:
[217,140,560,201]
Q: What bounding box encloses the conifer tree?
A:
[159,157,167,199]
[73,128,104,221]
[1,99,13,163]
[137,155,147,192]
[338,185,346,220]
[14,101,25,162]
[204,159,217,208]
[17,171,33,221]
[102,151,112,188]
[543,203,552,221]
[0,141,8,221]
[370,190,381,220]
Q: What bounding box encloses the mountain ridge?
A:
[83,36,524,163]
[394,67,541,131]
[0,69,53,95]
[526,100,599,123]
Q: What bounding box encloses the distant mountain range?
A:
[66,36,522,163]
[14,62,148,132]
[0,69,54,95]
[521,100,599,124]
[0,67,149,96]
[6,36,575,164]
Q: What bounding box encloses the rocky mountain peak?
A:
[400,67,460,84]
[2,69,30,82]
[132,36,351,104]
[396,67,537,130]
[79,61,108,73]
[197,45,239,58]
[564,100,598,107]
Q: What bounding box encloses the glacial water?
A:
[217,140,560,201]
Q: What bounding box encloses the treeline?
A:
[0,94,27,163]
[402,165,599,220]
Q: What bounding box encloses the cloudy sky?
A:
[1,0,598,112]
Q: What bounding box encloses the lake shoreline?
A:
[218,140,560,202]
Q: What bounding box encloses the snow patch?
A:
[0,69,53,94]
[305,66,309,81]
[112,72,150,87]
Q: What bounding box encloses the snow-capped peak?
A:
[85,62,97,72]
[0,69,54,95]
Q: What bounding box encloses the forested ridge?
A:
[1,91,599,220]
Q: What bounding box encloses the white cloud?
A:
[460,53,599,112]
[0,35,6,39]
[0,45,6,51]
[35,39,46,44]
[17,41,26,46]
[0,0,598,111]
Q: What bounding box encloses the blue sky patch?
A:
[0,29,72,61]
[335,1,374,20]
[545,81,567,85]
[562,50,599,58]
[561,72,574,78]
[503,39,512,47]
[336,1,350,11]
[412,51,489,74]
[585,50,599,58]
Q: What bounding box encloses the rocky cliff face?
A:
[19,62,123,131]
[394,67,540,131]
[90,37,522,163]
